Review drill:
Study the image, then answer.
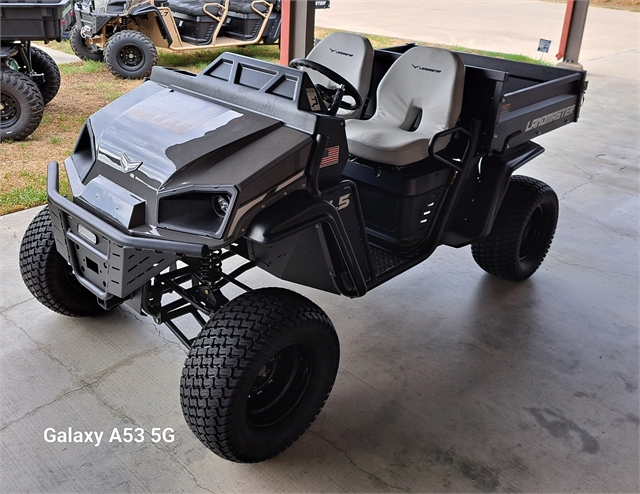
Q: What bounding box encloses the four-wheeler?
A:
[19,32,587,463]
[1,0,67,141]
[70,0,329,79]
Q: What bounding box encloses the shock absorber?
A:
[197,250,222,288]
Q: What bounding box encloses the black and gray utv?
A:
[19,33,587,462]
[1,0,67,140]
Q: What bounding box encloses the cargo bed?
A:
[0,0,69,42]
[367,45,588,155]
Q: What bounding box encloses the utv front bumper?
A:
[47,162,208,301]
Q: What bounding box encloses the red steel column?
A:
[279,0,316,66]
[556,0,575,61]
[279,0,292,66]
[557,0,590,70]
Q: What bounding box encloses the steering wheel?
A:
[290,58,363,116]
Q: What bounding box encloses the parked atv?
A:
[1,0,67,141]
[71,0,329,79]
[19,33,587,462]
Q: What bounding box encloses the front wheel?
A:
[1,69,43,141]
[104,30,157,79]
[181,288,340,463]
[19,207,106,316]
[471,175,559,281]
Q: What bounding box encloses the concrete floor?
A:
[1,2,639,493]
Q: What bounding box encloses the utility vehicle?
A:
[19,33,587,463]
[1,0,67,140]
[70,0,329,78]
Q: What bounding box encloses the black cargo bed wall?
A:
[0,0,69,42]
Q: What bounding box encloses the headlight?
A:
[157,189,236,239]
[213,193,230,217]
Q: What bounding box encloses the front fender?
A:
[246,190,368,297]
[130,5,173,45]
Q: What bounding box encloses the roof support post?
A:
[557,0,590,70]
[280,0,316,66]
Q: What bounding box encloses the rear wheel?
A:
[104,30,157,79]
[70,25,104,61]
[0,69,43,141]
[19,207,106,317]
[30,47,61,105]
[471,175,559,281]
[181,288,340,463]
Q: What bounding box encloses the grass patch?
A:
[450,46,554,66]
[0,172,69,215]
[6,28,562,215]
[0,185,48,213]
[59,60,103,75]
[157,45,280,73]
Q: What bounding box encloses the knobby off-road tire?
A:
[471,175,559,281]
[181,288,340,463]
[70,25,104,62]
[104,30,157,79]
[30,47,61,105]
[1,69,43,141]
[19,207,106,317]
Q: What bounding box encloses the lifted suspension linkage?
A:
[140,250,255,349]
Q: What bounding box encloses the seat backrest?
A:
[373,46,465,138]
[305,32,374,119]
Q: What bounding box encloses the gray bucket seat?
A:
[346,46,465,166]
[304,32,374,119]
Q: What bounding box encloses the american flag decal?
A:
[320,145,340,168]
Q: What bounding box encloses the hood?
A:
[92,86,283,189]
[66,79,312,245]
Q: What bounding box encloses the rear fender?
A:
[441,141,545,247]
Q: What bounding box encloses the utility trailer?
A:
[1,0,67,140]
[19,35,587,462]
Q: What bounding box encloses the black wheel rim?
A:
[246,343,313,429]
[520,206,544,260]
[118,45,144,69]
[1,91,20,128]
